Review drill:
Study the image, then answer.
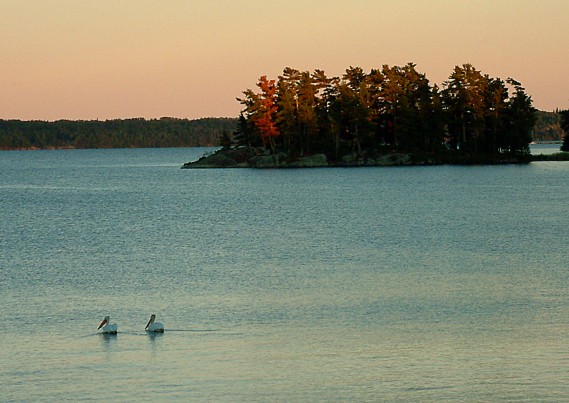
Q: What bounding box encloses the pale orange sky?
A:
[2,0,568,121]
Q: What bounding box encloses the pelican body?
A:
[145,314,164,333]
[97,316,118,334]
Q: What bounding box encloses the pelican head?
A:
[98,316,110,330]
[145,314,156,330]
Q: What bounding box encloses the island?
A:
[184,63,569,169]
[182,146,538,169]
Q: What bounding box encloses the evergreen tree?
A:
[297,71,318,155]
[335,66,374,156]
[483,77,509,153]
[442,64,488,152]
[376,63,437,152]
[560,110,569,151]
[276,68,301,155]
[501,79,536,155]
[219,129,232,149]
[311,69,338,156]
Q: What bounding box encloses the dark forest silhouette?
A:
[0,117,236,150]
[231,63,538,163]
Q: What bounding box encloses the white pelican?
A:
[97,316,118,334]
[145,314,164,333]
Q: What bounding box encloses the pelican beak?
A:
[98,318,108,330]
[145,319,151,330]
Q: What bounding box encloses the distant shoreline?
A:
[0,117,236,150]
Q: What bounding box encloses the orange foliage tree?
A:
[237,75,280,153]
[256,76,280,152]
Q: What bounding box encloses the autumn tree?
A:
[255,76,280,153]
[238,76,280,153]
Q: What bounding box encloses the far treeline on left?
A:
[0,117,237,150]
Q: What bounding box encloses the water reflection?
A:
[146,331,164,363]
[99,333,118,349]
[147,331,164,342]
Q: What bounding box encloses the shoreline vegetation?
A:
[0,117,236,150]
[184,63,569,169]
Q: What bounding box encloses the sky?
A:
[2,0,568,121]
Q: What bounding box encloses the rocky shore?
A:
[181,147,536,169]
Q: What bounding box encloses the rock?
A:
[288,154,328,167]
[248,154,282,168]
[182,147,257,168]
[188,150,329,168]
[373,153,411,166]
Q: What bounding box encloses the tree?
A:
[238,76,280,153]
[375,63,438,152]
[442,64,488,152]
[276,68,301,155]
[421,84,447,153]
[255,76,280,153]
[333,66,374,156]
[219,129,232,149]
[311,69,338,156]
[500,79,536,155]
[296,71,318,155]
[233,113,258,147]
[442,65,535,155]
[482,77,509,153]
[560,110,569,151]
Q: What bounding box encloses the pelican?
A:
[145,314,164,333]
[97,316,118,334]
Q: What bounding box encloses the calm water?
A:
[1,146,568,401]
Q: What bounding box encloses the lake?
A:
[1,145,568,401]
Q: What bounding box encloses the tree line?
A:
[533,110,565,141]
[232,63,537,161]
[0,117,237,150]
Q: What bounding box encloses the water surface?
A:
[1,145,568,401]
